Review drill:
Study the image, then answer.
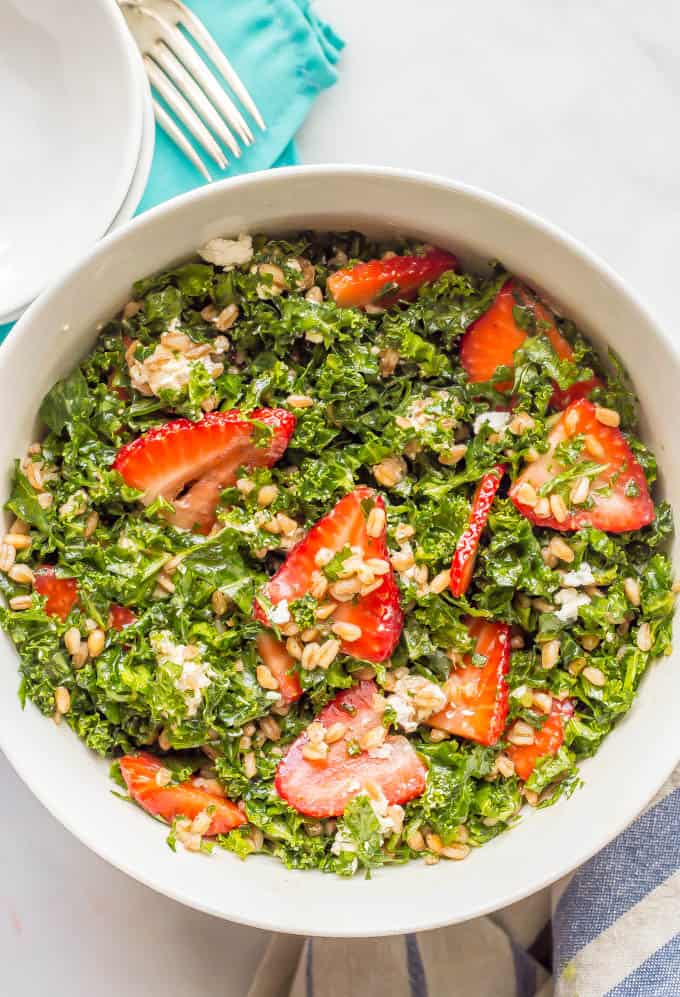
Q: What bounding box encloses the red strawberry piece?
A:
[33,566,78,622]
[275,680,427,817]
[549,375,603,411]
[460,279,590,399]
[507,698,574,781]
[327,248,458,309]
[256,487,403,663]
[119,752,246,835]
[114,408,295,533]
[109,605,136,630]
[256,631,302,703]
[509,398,654,533]
[427,618,510,746]
[450,464,505,597]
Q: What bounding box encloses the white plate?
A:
[0,0,142,320]
[1,167,679,937]
[108,48,155,232]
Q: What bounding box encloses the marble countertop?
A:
[3,1,678,993]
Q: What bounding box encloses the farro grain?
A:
[549,493,568,523]
[331,621,362,642]
[595,406,620,428]
[257,484,278,507]
[637,622,652,652]
[9,595,32,610]
[64,627,81,657]
[55,686,71,714]
[541,639,561,669]
[87,629,106,658]
[256,664,279,690]
[624,576,641,607]
[582,666,606,687]
[0,544,16,572]
[366,506,386,538]
[317,639,341,670]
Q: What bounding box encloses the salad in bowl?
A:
[0,230,674,877]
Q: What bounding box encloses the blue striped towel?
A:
[247,767,680,997]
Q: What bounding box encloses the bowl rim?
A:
[3,164,680,936]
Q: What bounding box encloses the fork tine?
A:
[144,56,228,170]
[152,99,212,182]
[170,0,266,131]
[153,42,241,159]
[153,17,254,146]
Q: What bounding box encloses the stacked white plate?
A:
[0,0,155,325]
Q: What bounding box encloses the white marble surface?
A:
[3,1,680,993]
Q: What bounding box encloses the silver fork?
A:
[120,0,265,181]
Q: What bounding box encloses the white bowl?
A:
[1,167,678,936]
[0,0,142,321]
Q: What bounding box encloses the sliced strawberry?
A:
[460,279,596,401]
[275,680,427,817]
[427,618,510,746]
[327,248,457,309]
[549,375,603,411]
[109,605,136,630]
[256,631,302,703]
[119,752,246,835]
[113,408,295,533]
[450,464,505,597]
[460,281,529,386]
[33,566,78,622]
[509,398,654,533]
[256,487,403,663]
[507,698,574,781]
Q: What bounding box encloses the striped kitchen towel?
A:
[247,766,680,997]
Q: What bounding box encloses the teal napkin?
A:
[0,0,343,340]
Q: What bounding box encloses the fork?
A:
[120,0,265,181]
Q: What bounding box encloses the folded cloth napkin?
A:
[247,764,680,997]
[0,0,343,341]
[138,0,344,210]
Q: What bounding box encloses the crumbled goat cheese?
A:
[198,234,253,270]
[152,632,213,717]
[269,599,291,625]
[554,588,591,623]
[365,789,404,836]
[386,692,418,733]
[473,411,511,435]
[331,830,357,856]
[127,345,223,398]
[561,562,596,587]
[174,659,214,716]
[387,675,447,733]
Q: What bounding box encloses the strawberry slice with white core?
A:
[114,408,295,532]
[450,464,505,597]
[256,631,302,703]
[256,487,403,663]
[509,398,654,533]
[275,680,427,818]
[427,618,511,746]
[507,698,574,781]
[460,280,599,406]
[119,752,246,834]
[327,248,458,309]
